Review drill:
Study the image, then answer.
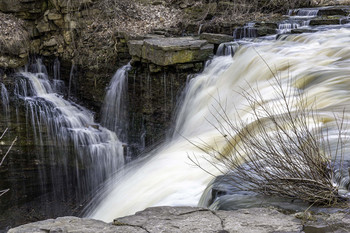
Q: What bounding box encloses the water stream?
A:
[14,59,124,201]
[101,63,131,142]
[87,27,350,222]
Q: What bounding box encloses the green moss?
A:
[168,50,194,65]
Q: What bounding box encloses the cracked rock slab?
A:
[7,216,145,233]
[128,37,214,66]
[14,207,344,233]
[216,208,302,233]
[115,206,303,233]
[115,206,222,233]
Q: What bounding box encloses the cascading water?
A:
[289,8,319,17]
[14,59,124,203]
[216,42,240,56]
[278,8,319,34]
[101,64,131,142]
[87,27,350,222]
[233,22,257,40]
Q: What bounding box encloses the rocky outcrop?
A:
[126,60,203,153]
[8,206,350,233]
[0,0,47,20]
[7,216,123,233]
[114,206,302,233]
[0,12,29,68]
[129,37,214,66]
[199,33,234,45]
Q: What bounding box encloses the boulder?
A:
[309,16,341,26]
[0,12,29,68]
[128,40,144,57]
[115,207,303,233]
[199,32,234,44]
[317,6,350,16]
[129,37,214,66]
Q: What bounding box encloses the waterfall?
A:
[278,8,319,34]
[68,63,77,99]
[101,64,131,142]
[233,22,257,40]
[1,83,10,118]
[87,27,350,222]
[14,59,124,201]
[277,22,301,34]
[288,8,319,17]
[216,42,240,56]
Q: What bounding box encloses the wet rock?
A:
[309,17,341,26]
[129,37,214,66]
[199,33,234,45]
[255,22,278,37]
[128,40,144,57]
[317,6,350,16]
[291,28,317,34]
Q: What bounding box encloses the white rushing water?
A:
[14,59,124,197]
[88,28,350,222]
[101,64,131,142]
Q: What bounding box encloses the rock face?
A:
[8,206,350,233]
[126,61,203,154]
[129,37,214,66]
[199,33,234,45]
[7,216,127,233]
[115,206,302,233]
[0,12,29,68]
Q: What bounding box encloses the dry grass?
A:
[90,0,181,35]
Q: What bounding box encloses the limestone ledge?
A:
[128,37,214,66]
[8,206,350,233]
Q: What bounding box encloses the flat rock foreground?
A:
[7,206,350,233]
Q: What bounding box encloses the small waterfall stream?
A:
[278,8,319,33]
[1,83,10,118]
[14,59,124,201]
[87,27,350,222]
[101,64,131,142]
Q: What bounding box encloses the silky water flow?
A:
[87,28,350,221]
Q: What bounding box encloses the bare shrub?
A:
[0,128,17,197]
[190,68,349,206]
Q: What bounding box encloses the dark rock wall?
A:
[0,77,82,230]
[127,62,202,155]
